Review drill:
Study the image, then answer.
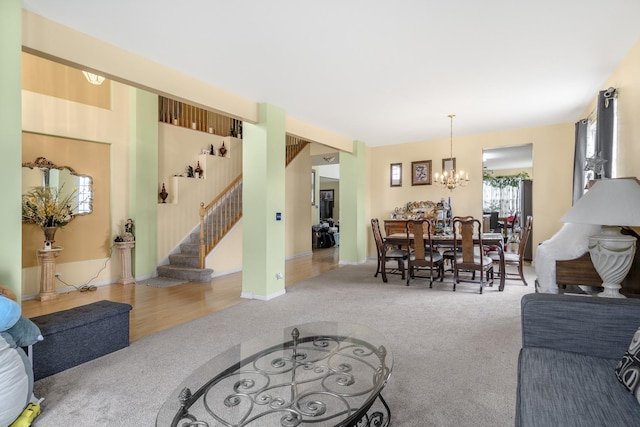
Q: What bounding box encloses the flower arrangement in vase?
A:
[22,185,78,244]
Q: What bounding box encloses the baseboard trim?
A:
[211,268,242,278]
[240,289,287,301]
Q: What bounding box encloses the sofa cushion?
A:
[7,316,43,347]
[517,347,640,427]
[615,327,640,403]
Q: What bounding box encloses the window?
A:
[78,176,92,214]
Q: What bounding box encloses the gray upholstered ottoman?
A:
[29,300,132,380]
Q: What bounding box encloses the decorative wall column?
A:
[129,88,158,278]
[241,103,286,300]
[339,141,367,264]
[36,248,63,301]
[0,0,22,301]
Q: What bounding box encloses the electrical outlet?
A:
[54,273,62,278]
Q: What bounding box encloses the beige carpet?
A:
[32,261,535,426]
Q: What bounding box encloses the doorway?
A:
[482,144,533,259]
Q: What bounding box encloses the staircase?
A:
[156,177,242,282]
[156,231,214,282]
[156,135,304,282]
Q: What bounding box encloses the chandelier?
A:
[434,114,469,191]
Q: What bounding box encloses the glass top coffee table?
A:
[156,321,393,426]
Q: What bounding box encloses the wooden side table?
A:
[115,241,135,285]
[37,247,63,301]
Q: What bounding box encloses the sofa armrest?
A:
[521,293,640,359]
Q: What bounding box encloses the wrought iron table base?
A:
[162,325,393,427]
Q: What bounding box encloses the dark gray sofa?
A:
[516,293,640,427]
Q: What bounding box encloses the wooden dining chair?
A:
[406,219,444,287]
[488,215,532,286]
[371,218,408,282]
[452,217,494,294]
[442,216,474,270]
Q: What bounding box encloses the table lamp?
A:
[560,178,640,298]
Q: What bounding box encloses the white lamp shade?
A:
[561,178,640,227]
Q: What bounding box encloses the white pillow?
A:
[0,334,30,426]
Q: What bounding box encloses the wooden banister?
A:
[198,174,243,268]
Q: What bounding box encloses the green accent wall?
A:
[339,141,367,263]
[129,88,159,277]
[0,0,23,300]
[242,103,286,299]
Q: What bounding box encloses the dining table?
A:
[384,232,506,291]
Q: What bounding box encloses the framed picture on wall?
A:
[319,189,334,219]
[442,157,456,173]
[411,160,432,186]
[390,163,402,187]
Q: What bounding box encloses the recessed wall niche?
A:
[22,132,111,268]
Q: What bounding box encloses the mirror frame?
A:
[22,156,94,216]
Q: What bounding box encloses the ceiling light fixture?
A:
[434,114,469,191]
[82,71,106,85]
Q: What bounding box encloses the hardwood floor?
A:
[21,247,340,342]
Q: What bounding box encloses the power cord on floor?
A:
[51,244,114,292]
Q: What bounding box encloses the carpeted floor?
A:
[32,261,535,426]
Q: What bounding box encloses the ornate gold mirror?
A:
[22,157,93,216]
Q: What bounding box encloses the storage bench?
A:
[29,300,132,380]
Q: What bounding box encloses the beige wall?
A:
[21,80,132,297]
[19,10,640,284]
[367,123,575,259]
[22,133,111,267]
[285,144,313,257]
[22,52,111,109]
[157,124,243,263]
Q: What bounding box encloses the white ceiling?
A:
[22,0,640,147]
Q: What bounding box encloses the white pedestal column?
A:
[115,241,136,285]
[37,247,63,301]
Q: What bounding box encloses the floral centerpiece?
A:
[22,185,77,241]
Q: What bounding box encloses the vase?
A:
[159,183,169,203]
[219,142,227,157]
[42,226,58,243]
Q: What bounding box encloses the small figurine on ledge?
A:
[123,218,135,242]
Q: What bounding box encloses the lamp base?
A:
[588,228,636,299]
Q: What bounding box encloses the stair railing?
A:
[198,175,243,268]
[286,135,310,166]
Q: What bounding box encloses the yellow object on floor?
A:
[9,402,40,427]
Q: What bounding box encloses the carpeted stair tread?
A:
[179,242,199,254]
[157,265,213,282]
[168,253,200,268]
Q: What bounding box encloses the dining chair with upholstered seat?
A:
[406,219,444,287]
[452,217,494,294]
[371,218,408,282]
[488,215,532,286]
[442,216,474,270]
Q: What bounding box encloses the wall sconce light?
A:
[82,71,106,85]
